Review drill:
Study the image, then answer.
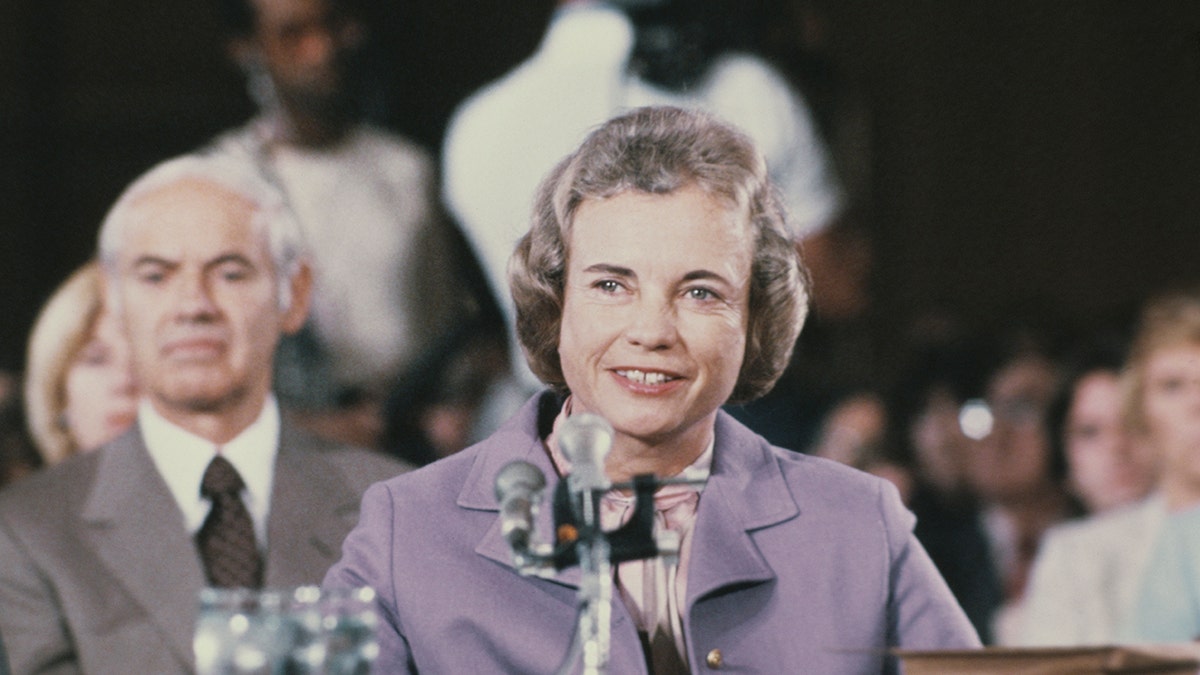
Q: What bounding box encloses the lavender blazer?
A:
[326,393,979,673]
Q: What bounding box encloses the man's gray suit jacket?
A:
[0,419,407,674]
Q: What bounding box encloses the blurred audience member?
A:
[810,390,913,502]
[23,261,138,466]
[1109,290,1200,642]
[889,320,1000,642]
[904,374,977,505]
[442,0,844,415]
[208,0,502,450]
[0,153,407,673]
[381,322,509,467]
[729,209,879,454]
[964,328,1077,644]
[1051,336,1156,515]
[0,372,39,488]
[1020,323,1172,644]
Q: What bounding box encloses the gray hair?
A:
[510,105,809,404]
[97,152,308,309]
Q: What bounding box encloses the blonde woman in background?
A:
[23,260,137,466]
[1116,290,1200,641]
[1021,292,1200,645]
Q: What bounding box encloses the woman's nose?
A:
[623,295,678,350]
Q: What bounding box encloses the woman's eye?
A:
[76,344,109,366]
[687,287,717,301]
[596,280,621,293]
[1157,377,1184,394]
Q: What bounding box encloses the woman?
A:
[325,106,977,673]
[24,261,138,466]
[1049,340,1156,515]
[1113,291,1200,642]
[1021,294,1197,645]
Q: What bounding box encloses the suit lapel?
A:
[463,402,585,590]
[81,431,205,668]
[264,423,362,587]
[685,412,798,605]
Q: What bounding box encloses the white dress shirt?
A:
[208,119,461,403]
[139,397,280,549]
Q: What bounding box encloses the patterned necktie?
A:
[196,455,263,589]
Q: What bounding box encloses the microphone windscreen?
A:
[557,413,614,468]
[494,460,546,502]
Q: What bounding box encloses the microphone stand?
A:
[504,473,706,675]
[575,497,613,675]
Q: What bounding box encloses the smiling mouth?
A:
[615,369,680,386]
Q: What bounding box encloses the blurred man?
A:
[0,154,406,674]
[210,0,501,450]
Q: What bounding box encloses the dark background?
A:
[3,0,1199,376]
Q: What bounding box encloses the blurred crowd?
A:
[1,0,1198,664]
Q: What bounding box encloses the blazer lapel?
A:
[463,407,585,589]
[685,412,798,605]
[264,423,363,587]
[467,404,801,601]
[81,431,205,668]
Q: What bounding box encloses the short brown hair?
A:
[509,105,809,404]
[1123,288,1200,433]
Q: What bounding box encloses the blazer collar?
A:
[684,411,799,604]
[81,428,204,669]
[464,393,585,588]
[464,395,800,597]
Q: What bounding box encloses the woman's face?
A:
[910,388,971,496]
[64,310,138,452]
[1065,371,1155,513]
[965,356,1058,503]
[1142,343,1200,507]
[558,185,753,449]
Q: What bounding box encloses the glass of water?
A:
[194,586,379,675]
[308,586,380,675]
[284,586,327,673]
[194,588,296,675]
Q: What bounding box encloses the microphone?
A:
[494,460,547,551]
[557,413,614,497]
